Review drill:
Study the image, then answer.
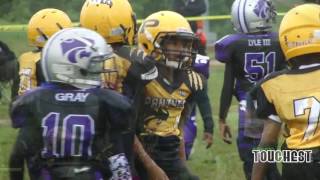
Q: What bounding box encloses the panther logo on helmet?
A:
[61,38,94,63]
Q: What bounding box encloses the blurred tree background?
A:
[0,0,308,40]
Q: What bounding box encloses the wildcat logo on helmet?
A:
[253,0,271,19]
[60,38,95,63]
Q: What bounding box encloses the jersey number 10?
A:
[41,112,95,158]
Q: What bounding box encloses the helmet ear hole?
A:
[142,43,148,50]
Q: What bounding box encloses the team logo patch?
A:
[253,0,271,19]
[60,37,94,63]
[178,90,187,97]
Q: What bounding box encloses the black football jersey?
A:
[10,83,131,160]
[138,67,213,136]
[215,32,287,100]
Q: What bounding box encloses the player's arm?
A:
[10,91,34,128]
[113,45,158,81]
[9,91,37,180]
[178,136,187,161]
[0,41,15,65]
[251,85,281,180]
[252,119,281,180]
[9,132,26,180]
[191,74,214,148]
[219,62,234,144]
[0,41,18,99]
[99,91,133,179]
[11,61,20,100]
[133,135,169,180]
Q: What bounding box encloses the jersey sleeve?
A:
[10,89,37,128]
[215,34,240,63]
[113,45,158,81]
[219,62,235,120]
[11,61,20,100]
[0,40,15,65]
[17,52,41,96]
[100,89,132,129]
[187,71,214,133]
[255,83,280,123]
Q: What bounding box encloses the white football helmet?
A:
[231,0,276,33]
[41,27,114,89]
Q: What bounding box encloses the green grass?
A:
[0,31,251,180]
[186,65,245,180]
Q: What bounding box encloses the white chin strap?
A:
[56,74,101,89]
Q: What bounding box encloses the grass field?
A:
[0,31,254,180]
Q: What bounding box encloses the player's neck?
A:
[158,64,175,82]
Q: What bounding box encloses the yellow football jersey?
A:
[143,70,204,137]
[18,51,41,95]
[102,54,131,93]
[261,68,320,149]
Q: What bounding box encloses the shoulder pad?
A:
[258,68,290,86]
[215,34,242,63]
[98,89,131,110]
[19,51,41,64]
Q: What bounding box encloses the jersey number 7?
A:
[294,97,320,141]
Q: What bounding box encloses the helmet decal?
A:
[80,0,135,45]
[61,37,94,63]
[27,8,72,47]
[231,0,276,33]
[90,0,113,7]
[42,28,113,89]
[253,0,271,19]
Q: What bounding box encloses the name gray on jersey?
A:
[55,92,89,102]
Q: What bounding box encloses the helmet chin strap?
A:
[165,56,189,69]
[56,74,101,89]
[165,59,180,69]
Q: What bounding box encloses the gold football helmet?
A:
[28,8,72,48]
[138,11,198,69]
[80,0,137,45]
[279,4,320,61]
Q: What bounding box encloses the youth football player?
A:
[79,0,167,179]
[10,27,132,180]
[9,8,72,180]
[252,4,320,180]
[136,10,214,180]
[215,0,286,179]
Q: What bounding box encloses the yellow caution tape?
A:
[0,13,287,32]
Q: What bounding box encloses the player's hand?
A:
[202,132,213,149]
[219,120,232,144]
[146,163,169,180]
